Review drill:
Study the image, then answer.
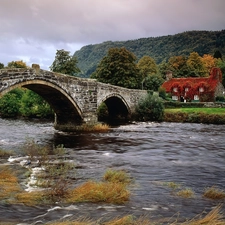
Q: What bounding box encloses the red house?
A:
[161,68,225,102]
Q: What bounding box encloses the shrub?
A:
[216,95,225,102]
[135,94,164,121]
[158,87,166,99]
[97,102,109,120]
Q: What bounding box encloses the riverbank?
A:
[163,105,225,124]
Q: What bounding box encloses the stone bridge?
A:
[0,64,147,131]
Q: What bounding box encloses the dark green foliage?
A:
[214,50,222,59]
[158,87,166,99]
[143,74,164,91]
[216,96,225,102]
[20,89,53,118]
[74,30,225,77]
[164,101,205,108]
[0,88,53,119]
[0,63,4,69]
[0,92,21,117]
[92,47,140,89]
[50,49,80,76]
[97,102,109,121]
[136,94,164,121]
[216,59,225,87]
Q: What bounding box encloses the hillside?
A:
[73,30,225,77]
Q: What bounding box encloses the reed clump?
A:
[79,123,109,132]
[203,186,225,200]
[66,180,130,204]
[0,149,14,157]
[176,188,195,198]
[0,166,21,200]
[103,169,132,184]
[14,191,47,206]
[164,181,181,190]
[177,205,225,225]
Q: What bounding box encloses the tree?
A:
[7,60,27,68]
[0,62,4,69]
[50,49,80,76]
[20,89,53,118]
[0,89,23,117]
[216,59,225,87]
[137,56,158,80]
[91,47,140,89]
[202,54,216,73]
[143,74,164,91]
[186,52,208,77]
[167,55,189,77]
[214,50,222,60]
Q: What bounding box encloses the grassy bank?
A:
[164,107,225,124]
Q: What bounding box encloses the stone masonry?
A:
[0,64,147,130]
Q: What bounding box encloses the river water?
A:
[0,118,225,224]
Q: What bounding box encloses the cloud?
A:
[0,0,224,69]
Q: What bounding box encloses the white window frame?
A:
[172,95,178,101]
[173,87,178,92]
[194,95,199,100]
[199,87,204,92]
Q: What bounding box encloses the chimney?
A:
[166,71,172,81]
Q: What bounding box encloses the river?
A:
[0,118,225,224]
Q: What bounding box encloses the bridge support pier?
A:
[53,112,98,132]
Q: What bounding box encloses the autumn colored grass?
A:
[176,205,225,225]
[66,180,130,204]
[13,191,47,206]
[42,206,225,225]
[164,181,181,190]
[0,166,21,200]
[176,188,195,198]
[79,123,110,132]
[103,169,132,184]
[0,149,14,157]
[203,186,225,200]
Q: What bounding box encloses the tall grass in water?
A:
[103,169,132,184]
[0,149,14,157]
[0,166,21,200]
[43,206,225,225]
[203,186,225,200]
[66,180,130,204]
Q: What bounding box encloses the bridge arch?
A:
[98,93,131,122]
[1,80,83,129]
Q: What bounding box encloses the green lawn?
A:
[165,108,225,115]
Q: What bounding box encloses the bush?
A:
[135,94,164,121]
[216,95,225,102]
[158,87,166,99]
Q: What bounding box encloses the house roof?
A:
[161,67,223,93]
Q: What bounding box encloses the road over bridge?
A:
[0,64,148,131]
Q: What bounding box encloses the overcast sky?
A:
[0,0,225,70]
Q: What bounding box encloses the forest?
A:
[74,30,225,78]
